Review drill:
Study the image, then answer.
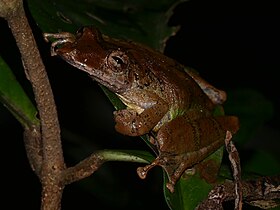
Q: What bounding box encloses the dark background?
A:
[0,0,279,209]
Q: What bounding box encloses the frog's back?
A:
[128,43,215,112]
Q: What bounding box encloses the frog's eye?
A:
[112,56,124,65]
[107,51,129,72]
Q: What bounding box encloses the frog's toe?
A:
[166,181,176,193]
[137,166,148,179]
[137,157,161,179]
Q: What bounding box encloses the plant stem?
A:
[63,150,150,185]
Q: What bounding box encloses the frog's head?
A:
[50,27,134,93]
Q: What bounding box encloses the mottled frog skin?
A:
[44,27,239,192]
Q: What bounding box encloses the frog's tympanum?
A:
[44,27,239,193]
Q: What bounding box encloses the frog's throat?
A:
[116,93,144,114]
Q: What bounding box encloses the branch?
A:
[5,0,64,172]
[197,175,280,209]
[1,0,64,209]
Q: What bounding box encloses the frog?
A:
[44,26,239,193]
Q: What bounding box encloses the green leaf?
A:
[0,57,39,128]
[99,85,126,111]
[28,0,187,51]
[165,174,212,210]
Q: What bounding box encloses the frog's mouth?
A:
[93,76,128,94]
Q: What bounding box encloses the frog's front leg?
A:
[43,32,76,56]
[114,93,169,136]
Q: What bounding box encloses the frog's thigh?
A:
[155,116,232,190]
[156,116,199,153]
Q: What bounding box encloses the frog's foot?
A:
[137,156,184,193]
[165,158,193,193]
[114,108,158,136]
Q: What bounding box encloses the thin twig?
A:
[225,131,243,210]
[196,131,243,210]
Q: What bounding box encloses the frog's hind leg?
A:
[136,115,239,193]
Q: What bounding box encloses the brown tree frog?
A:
[44,27,239,192]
